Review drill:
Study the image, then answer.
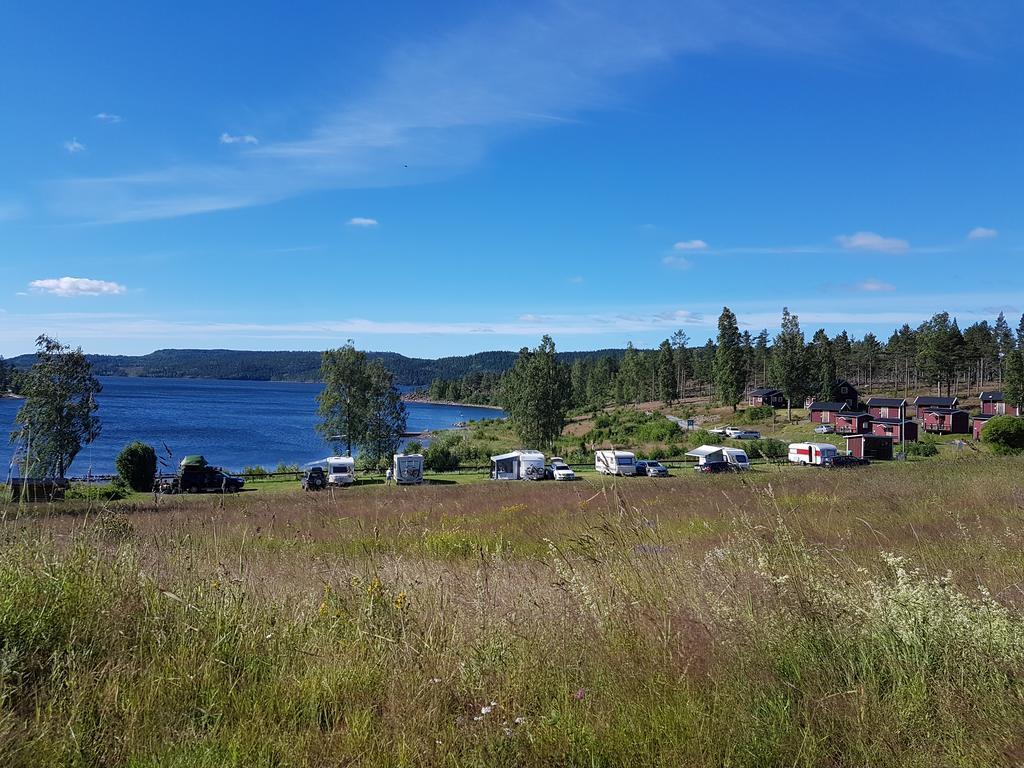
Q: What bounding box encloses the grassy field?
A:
[3,456,1024,766]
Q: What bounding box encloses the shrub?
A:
[65,483,130,501]
[242,465,268,478]
[687,429,716,448]
[404,440,423,455]
[906,437,940,457]
[114,441,157,492]
[424,441,460,471]
[745,405,775,423]
[747,438,787,460]
[274,462,301,474]
[981,415,1024,455]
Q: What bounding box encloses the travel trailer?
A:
[721,447,750,471]
[595,450,637,476]
[392,453,424,485]
[490,450,547,481]
[788,442,839,466]
[325,456,356,486]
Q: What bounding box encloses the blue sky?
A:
[1,1,1022,358]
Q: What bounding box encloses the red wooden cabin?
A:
[809,402,848,424]
[834,412,871,434]
[865,397,907,420]
[845,434,893,460]
[980,391,1021,417]
[920,408,969,434]
[913,395,959,417]
[973,414,993,440]
[748,387,786,408]
[869,417,918,442]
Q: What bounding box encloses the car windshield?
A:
[649,462,662,468]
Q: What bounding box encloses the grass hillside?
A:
[2,456,1024,765]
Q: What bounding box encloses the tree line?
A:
[426,308,1024,421]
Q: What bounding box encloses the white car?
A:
[708,426,730,436]
[548,458,576,481]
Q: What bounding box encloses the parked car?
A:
[547,458,576,481]
[813,424,836,434]
[694,461,734,474]
[636,460,669,477]
[726,429,760,440]
[708,426,731,436]
[828,455,870,468]
[161,456,244,494]
[301,466,326,490]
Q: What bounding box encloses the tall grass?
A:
[2,458,1024,765]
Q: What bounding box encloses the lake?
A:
[0,377,505,477]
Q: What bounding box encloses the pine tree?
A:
[771,308,809,422]
[810,329,837,402]
[671,330,690,399]
[657,340,677,404]
[499,336,571,447]
[994,312,1014,380]
[714,307,745,411]
[1005,350,1024,412]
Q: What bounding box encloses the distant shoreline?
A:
[401,395,504,411]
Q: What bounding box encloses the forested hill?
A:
[5,347,630,387]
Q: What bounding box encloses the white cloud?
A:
[63,138,85,154]
[854,279,896,292]
[662,255,691,270]
[835,231,909,253]
[673,239,708,251]
[347,217,378,227]
[967,226,997,240]
[48,4,1003,224]
[94,112,122,124]
[29,277,127,297]
[219,132,259,145]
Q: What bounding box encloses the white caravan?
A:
[721,447,751,470]
[392,453,424,485]
[490,450,547,481]
[788,442,839,466]
[595,450,637,476]
[326,456,356,486]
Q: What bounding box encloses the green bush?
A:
[981,415,1024,455]
[114,441,157,492]
[274,462,301,474]
[242,465,269,478]
[906,437,940,457]
[65,483,130,501]
[745,406,775,423]
[746,438,787,460]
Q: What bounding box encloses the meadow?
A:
[2,457,1024,766]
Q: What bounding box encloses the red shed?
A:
[845,434,894,460]
[834,412,871,434]
[865,397,907,420]
[809,401,849,424]
[973,414,993,440]
[921,408,969,434]
[980,391,1021,417]
[870,417,918,442]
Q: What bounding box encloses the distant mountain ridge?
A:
[5,347,631,387]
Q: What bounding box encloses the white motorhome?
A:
[490,450,547,481]
[392,453,424,485]
[788,442,839,466]
[595,450,637,476]
[685,444,726,467]
[325,456,356,486]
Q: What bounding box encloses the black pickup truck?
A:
[159,456,245,494]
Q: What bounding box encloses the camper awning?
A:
[685,445,725,459]
[490,451,521,462]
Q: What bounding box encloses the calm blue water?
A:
[0,377,504,476]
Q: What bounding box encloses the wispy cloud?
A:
[47,2,1001,224]
[0,201,27,222]
[29,277,127,297]
[94,112,122,124]
[854,279,896,292]
[219,132,259,145]
[967,226,998,240]
[673,239,708,251]
[661,254,692,270]
[347,217,378,227]
[836,231,910,254]
[63,138,86,154]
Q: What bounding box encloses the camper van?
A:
[595,450,637,476]
[490,450,547,481]
[686,444,749,472]
[325,456,356,486]
[788,442,839,467]
[392,453,424,485]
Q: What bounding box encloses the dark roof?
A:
[809,401,849,412]
[866,397,906,407]
[749,387,782,397]
[925,408,967,415]
[844,433,890,441]
[871,417,914,426]
[973,413,995,421]
[836,411,869,419]
[980,391,1004,401]
[914,396,958,407]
